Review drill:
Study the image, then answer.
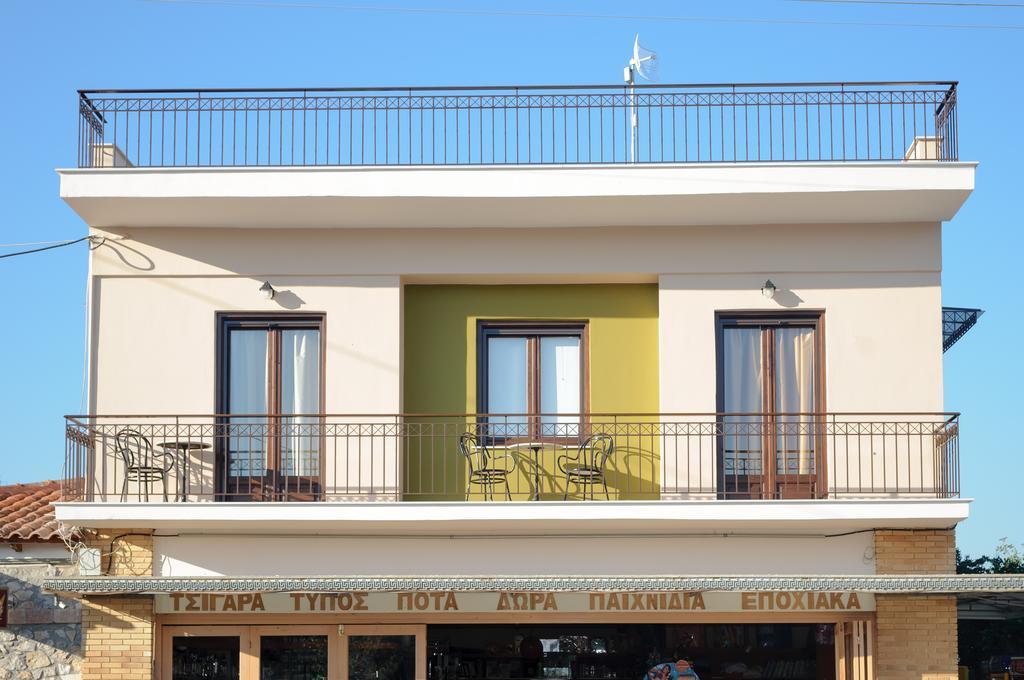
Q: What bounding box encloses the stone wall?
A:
[0,560,82,680]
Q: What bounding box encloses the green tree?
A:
[958,539,1024,575]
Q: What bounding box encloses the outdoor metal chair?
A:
[558,433,615,500]
[115,429,176,501]
[458,432,517,501]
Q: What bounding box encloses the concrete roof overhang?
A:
[58,162,975,230]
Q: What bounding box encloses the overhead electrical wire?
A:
[789,0,1024,8]
[0,236,97,260]
[0,238,95,247]
[136,0,1024,30]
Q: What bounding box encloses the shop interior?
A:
[427,623,837,680]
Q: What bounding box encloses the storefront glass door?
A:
[255,626,334,680]
[163,625,424,680]
[163,626,253,680]
[342,625,426,680]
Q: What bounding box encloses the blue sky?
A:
[0,0,1019,557]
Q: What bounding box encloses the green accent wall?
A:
[403,284,660,414]
[402,284,660,500]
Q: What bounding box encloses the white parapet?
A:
[904,136,943,162]
[90,143,133,168]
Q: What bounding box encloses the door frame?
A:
[160,623,425,680]
[835,619,876,680]
[340,624,427,680]
[160,624,255,680]
[215,312,327,501]
[714,311,827,499]
[476,320,590,443]
[252,624,340,680]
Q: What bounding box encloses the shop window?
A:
[260,635,328,680]
[348,634,416,680]
[428,623,837,680]
[171,635,242,680]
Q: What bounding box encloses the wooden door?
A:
[162,624,341,680]
[218,315,324,501]
[161,625,254,680]
[718,314,824,499]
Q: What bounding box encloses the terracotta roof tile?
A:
[0,480,66,542]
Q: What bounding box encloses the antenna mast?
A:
[625,34,657,163]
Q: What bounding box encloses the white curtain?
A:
[540,336,581,436]
[487,337,529,438]
[723,328,764,475]
[228,330,268,477]
[774,328,816,475]
[281,330,321,476]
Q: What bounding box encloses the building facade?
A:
[42,81,1011,680]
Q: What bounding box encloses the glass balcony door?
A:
[479,323,587,441]
[218,315,323,501]
[718,314,823,499]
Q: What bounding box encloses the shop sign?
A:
[739,591,864,612]
[155,590,874,615]
[0,588,7,628]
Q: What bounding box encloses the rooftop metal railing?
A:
[77,82,958,168]
[62,412,959,503]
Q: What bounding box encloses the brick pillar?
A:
[874,529,958,680]
[80,596,155,680]
[874,529,956,574]
[81,529,155,680]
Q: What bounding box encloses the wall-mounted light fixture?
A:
[258,281,277,300]
[761,279,777,300]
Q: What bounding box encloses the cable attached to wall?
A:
[0,235,101,259]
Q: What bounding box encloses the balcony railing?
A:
[77,82,958,169]
[62,413,959,503]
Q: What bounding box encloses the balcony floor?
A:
[53,497,970,536]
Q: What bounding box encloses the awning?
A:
[43,574,1024,597]
[943,306,984,352]
[959,591,1024,621]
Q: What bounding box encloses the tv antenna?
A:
[624,34,657,162]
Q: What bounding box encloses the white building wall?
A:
[84,222,944,502]
[153,532,877,578]
[659,272,943,415]
[88,222,943,418]
[91,275,401,415]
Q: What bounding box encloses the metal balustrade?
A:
[77,82,958,168]
[62,413,959,502]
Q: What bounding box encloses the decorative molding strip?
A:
[43,574,1024,596]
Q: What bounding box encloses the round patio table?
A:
[157,440,211,502]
